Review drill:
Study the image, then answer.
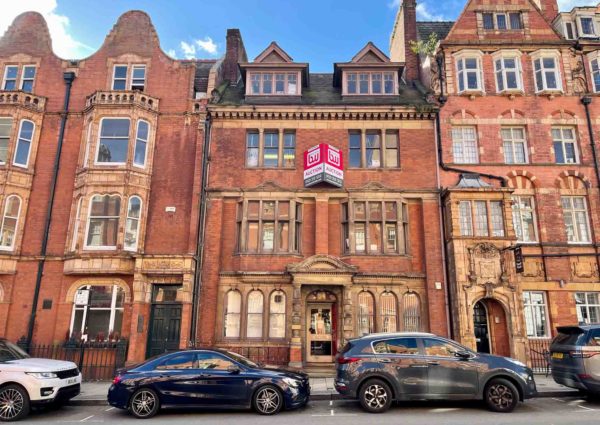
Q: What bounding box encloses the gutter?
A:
[26,72,76,349]
[190,112,212,346]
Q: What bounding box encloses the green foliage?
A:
[409,32,439,58]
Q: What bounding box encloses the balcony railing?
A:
[0,90,46,112]
[86,90,159,112]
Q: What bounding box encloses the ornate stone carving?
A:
[570,55,587,96]
[571,259,599,279]
[464,243,514,294]
[287,255,357,274]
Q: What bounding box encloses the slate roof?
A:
[216,73,432,107]
[416,21,455,42]
[194,61,216,93]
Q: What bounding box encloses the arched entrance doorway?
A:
[306,290,337,363]
[473,299,510,357]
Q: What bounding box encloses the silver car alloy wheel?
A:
[256,387,281,414]
[364,384,388,410]
[488,383,514,409]
[131,390,156,417]
[0,388,24,420]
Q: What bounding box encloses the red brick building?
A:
[394,0,600,365]
[0,10,212,365]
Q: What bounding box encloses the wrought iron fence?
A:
[527,338,551,375]
[18,339,128,381]
[226,346,289,366]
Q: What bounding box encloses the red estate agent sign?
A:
[303,144,344,188]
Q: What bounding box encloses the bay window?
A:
[511,195,538,243]
[455,54,483,93]
[97,118,130,164]
[85,195,121,249]
[0,118,11,163]
[237,200,302,254]
[0,195,20,250]
[13,120,34,167]
[590,56,600,93]
[523,291,549,338]
[133,120,149,167]
[342,200,408,255]
[70,285,124,341]
[494,54,522,92]
[458,200,505,237]
[533,52,562,92]
[124,196,141,251]
[561,196,591,243]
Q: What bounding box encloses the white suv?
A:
[0,339,81,421]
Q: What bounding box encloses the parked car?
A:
[0,339,81,422]
[334,332,536,413]
[550,325,600,396]
[108,348,309,418]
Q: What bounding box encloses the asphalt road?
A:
[17,397,600,424]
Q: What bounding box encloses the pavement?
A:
[24,397,600,424]
[71,374,579,406]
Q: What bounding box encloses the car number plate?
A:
[551,352,564,360]
[66,378,77,384]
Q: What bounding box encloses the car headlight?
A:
[282,377,300,388]
[26,372,58,379]
[506,358,527,368]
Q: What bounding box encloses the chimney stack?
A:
[534,0,559,23]
[223,29,247,85]
[402,0,419,81]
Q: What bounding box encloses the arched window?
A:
[133,120,149,167]
[71,197,83,251]
[0,195,20,250]
[0,117,12,164]
[13,120,34,167]
[269,290,286,338]
[124,196,142,251]
[247,290,264,338]
[224,290,242,338]
[357,291,374,335]
[380,292,398,333]
[85,195,121,248]
[70,285,125,341]
[403,292,421,332]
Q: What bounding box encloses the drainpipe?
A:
[26,72,76,350]
[190,112,212,346]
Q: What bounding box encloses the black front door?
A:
[473,301,490,354]
[146,285,183,358]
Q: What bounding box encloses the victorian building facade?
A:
[397,0,600,364]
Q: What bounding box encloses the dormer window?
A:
[112,64,146,91]
[579,17,596,37]
[248,72,299,95]
[345,72,395,95]
[482,12,522,30]
[565,22,576,40]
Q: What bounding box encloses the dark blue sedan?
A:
[107,349,310,418]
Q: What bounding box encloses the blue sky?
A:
[1,0,598,72]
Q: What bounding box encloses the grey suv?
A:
[550,325,600,396]
[334,332,536,413]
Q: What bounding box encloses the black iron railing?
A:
[528,338,551,375]
[18,339,128,381]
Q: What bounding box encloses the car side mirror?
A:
[455,350,472,360]
[227,365,241,374]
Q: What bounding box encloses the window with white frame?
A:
[482,12,523,30]
[0,195,20,250]
[124,196,141,251]
[561,196,591,243]
[458,200,505,237]
[224,290,242,338]
[2,66,18,90]
[112,64,146,91]
[13,120,34,167]
[345,71,396,95]
[248,72,300,95]
[552,127,578,164]
[97,118,130,164]
[564,22,575,40]
[85,195,121,248]
[245,130,296,168]
[501,127,527,164]
[511,195,538,243]
[575,292,600,324]
[494,54,522,92]
[71,197,83,251]
[246,290,263,338]
[523,291,549,338]
[451,127,478,164]
[380,292,398,333]
[133,120,149,167]
[590,56,600,93]
[0,118,11,164]
[70,285,124,341]
[579,17,596,37]
[20,66,36,93]
[269,290,286,338]
[456,55,483,92]
[533,54,562,92]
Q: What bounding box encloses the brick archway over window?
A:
[64,278,131,303]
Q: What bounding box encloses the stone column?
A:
[315,195,329,255]
[288,281,303,368]
[342,284,354,344]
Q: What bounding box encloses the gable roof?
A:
[417,21,455,42]
[254,41,294,63]
[351,42,391,63]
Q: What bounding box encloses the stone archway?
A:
[473,298,510,357]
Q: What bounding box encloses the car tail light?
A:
[112,375,123,385]
[336,356,361,365]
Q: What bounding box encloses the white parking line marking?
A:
[578,405,595,411]
[104,407,115,411]
[552,398,566,402]
[80,415,94,422]
[329,400,333,406]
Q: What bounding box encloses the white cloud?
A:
[196,37,217,55]
[0,0,93,59]
[416,3,446,21]
[557,1,599,11]
[179,37,219,59]
[180,41,196,59]
[388,0,401,8]
[167,49,177,58]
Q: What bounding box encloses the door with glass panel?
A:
[306,304,335,363]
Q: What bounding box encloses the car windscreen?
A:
[553,329,588,346]
[0,341,30,362]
